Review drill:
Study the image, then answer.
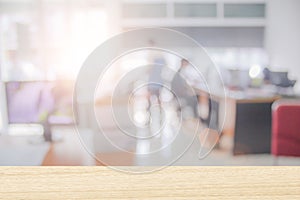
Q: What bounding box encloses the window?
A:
[122,3,167,18]
[224,3,266,18]
[0,1,107,81]
[174,3,217,18]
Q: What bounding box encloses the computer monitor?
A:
[5,80,76,125]
[269,71,296,88]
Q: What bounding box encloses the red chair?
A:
[272,100,300,157]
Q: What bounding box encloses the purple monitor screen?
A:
[6,81,75,124]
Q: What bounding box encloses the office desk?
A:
[194,87,282,155]
[232,96,280,155]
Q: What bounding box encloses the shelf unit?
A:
[121,0,267,28]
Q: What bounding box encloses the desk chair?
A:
[272,100,300,161]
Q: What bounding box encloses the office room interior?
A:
[0,0,300,166]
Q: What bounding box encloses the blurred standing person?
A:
[171,59,198,118]
[147,40,166,104]
[179,59,202,85]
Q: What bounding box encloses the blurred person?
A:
[171,59,198,118]
[147,40,166,104]
[179,58,202,85]
[147,61,165,103]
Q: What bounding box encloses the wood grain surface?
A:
[0,167,299,199]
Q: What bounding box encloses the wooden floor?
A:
[42,130,134,166]
[42,131,96,166]
[0,167,299,199]
[3,129,291,166]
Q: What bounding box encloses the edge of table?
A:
[0,166,299,199]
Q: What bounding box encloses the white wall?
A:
[0,82,8,134]
[0,88,2,132]
[266,0,300,93]
[105,0,122,38]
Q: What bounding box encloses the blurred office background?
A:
[0,0,300,166]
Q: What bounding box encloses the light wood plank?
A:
[0,167,299,199]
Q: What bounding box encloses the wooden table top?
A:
[0,167,299,199]
[193,86,291,104]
